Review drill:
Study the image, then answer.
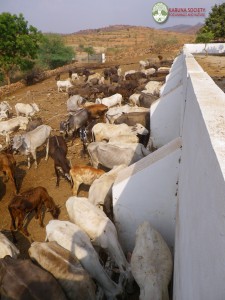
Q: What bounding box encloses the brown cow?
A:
[85,103,108,121]
[0,256,67,300]
[70,165,105,196]
[0,152,17,194]
[8,186,60,238]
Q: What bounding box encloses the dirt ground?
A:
[0,58,153,259]
[0,53,224,261]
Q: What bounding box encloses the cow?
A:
[85,103,108,121]
[129,93,141,106]
[79,119,100,156]
[59,108,89,140]
[0,232,20,258]
[12,124,52,169]
[0,152,17,194]
[144,80,163,95]
[87,142,151,169]
[67,95,86,113]
[0,101,12,120]
[114,111,150,147]
[69,165,105,195]
[15,103,40,118]
[0,256,67,300]
[47,135,72,187]
[29,241,96,300]
[130,221,173,300]
[88,164,126,220]
[45,220,126,299]
[139,92,158,108]
[125,72,147,81]
[103,66,119,80]
[0,116,29,145]
[57,79,73,92]
[95,93,123,108]
[8,186,60,238]
[26,117,43,132]
[66,196,134,292]
[92,122,149,142]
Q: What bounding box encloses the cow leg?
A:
[31,151,37,168]
[72,181,80,196]
[5,168,17,194]
[55,165,60,187]
[45,138,49,161]
[27,155,31,169]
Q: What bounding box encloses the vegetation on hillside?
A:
[37,34,74,69]
[0,12,42,85]
[196,3,225,43]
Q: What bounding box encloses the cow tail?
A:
[45,138,49,160]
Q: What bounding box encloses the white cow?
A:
[15,102,39,118]
[87,73,101,82]
[0,116,29,144]
[45,220,125,299]
[88,164,127,219]
[57,79,73,92]
[12,124,52,168]
[0,232,20,258]
[66,196,134,292]
[106,104,149,123]
[92,122,148,142]
[29,241,96,300]
[71,73,79,81]
[95,93,123,108]
[87,141,151,169]
[131,221,173,300]
[0,101,12,119]
[144,81,163,95]
[142,68,156,76]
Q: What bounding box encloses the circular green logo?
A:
[152,2,169,24]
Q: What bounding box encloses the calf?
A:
[15,103,39,118]
[57,79,73,92]
[70,165,105,195]
[48,135,71,187]
[8,186,60,238]
[0,256,67,300]
[0,152,17,194]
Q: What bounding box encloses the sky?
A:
[0,0,224,34]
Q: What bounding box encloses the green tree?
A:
[196,3,225,42]
[38,35,74,69]
[0,12,42,84]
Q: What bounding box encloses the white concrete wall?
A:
[173,51,225,300]
[113,138,181,253]
[184,43,225,54]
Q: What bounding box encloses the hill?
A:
[63,25,195,63]
[161,23,203,34]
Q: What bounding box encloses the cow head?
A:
[59,121,69,137]
[32,103,40,112]
[132,123,149,135]
[12,135,23,153]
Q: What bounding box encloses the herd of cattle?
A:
[0,60,173,299]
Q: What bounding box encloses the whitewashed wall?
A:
[184,43,225,54]
[113,43,225,299]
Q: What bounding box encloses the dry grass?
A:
[63,25,195,63]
